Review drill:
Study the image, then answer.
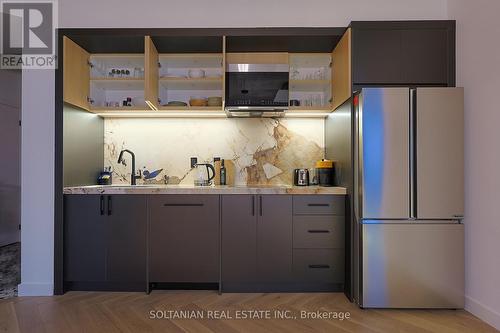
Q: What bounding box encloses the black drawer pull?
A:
[163,203,204,207]
[307,203,330,207]
[307,230,330,233]
[308,264,330,269]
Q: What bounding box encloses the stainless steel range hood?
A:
[225,106,287,118]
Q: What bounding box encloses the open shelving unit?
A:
[63,30,352,118]
[157,53,223,110]
[289,53,333,110]
[88,54,146,111]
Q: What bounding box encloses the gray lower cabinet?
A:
[64,195,106,282]
[106,195,147,284]
[149,195,219,283]
[221,195,292,290]
[292,195,345,290]
[221,195,257,282]
[257,195,293,282]
[65,193,345,293]
[64,194,147,291]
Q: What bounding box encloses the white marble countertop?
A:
[63,185,347,195]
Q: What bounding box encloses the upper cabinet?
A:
[351,21,455,86]
[144,36,159,110]
[289,53,332,110]
[63,37,90,110]
[63,35,146,112]
[61,23,455,117]
[331,28,352,110]
[149,36,224,112]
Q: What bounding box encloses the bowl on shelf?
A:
[164,101,188,107]
[189,98,208,107]
[207,96,222,107]
[188,69,206,78]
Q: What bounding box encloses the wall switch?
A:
[190,157,198,168]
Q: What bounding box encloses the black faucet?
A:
[117,149,141,185]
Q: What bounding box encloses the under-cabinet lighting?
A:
[285,112,330,118]
[93,110,329,119]
[94,111,227,118]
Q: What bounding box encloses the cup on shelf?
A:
[131,97,144,107]
[133,67,144,78]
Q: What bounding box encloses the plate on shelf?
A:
[161,74,187,79]
[163,101,188,107]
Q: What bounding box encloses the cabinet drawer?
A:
[293,249,344,283]
[293,195,345,215]
[149,194,219,211]
[293,216,344,249]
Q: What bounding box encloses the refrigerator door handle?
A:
[354,92,363,221]
[409,88,416,219]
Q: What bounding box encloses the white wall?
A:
[447,0,500,329]
[19,69,54,296]
[21,0,447,296]
[59,0,447,28]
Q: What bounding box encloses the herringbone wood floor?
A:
[0,291,497,333]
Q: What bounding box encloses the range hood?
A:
[225,63,289,118]
[225,106,287,118]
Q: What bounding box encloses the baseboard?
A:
[18,283,53,296]
[466,295,500,330]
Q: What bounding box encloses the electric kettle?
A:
[192,160,216,186]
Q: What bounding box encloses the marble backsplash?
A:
[104,118,325,186]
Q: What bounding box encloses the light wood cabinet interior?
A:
[63,36,90,111]
[145,36,159,110]
[63,34,348,117]
[331,28,352,111]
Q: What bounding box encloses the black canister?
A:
[316,159,335,187]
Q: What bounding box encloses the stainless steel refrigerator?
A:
[353,87,464,308]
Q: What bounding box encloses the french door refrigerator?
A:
[353,87,464,308]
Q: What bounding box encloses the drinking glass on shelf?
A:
[133,67,142,78]
[313,94,322,106]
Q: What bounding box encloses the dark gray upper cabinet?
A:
[257,195,293,282]
[401,29,449,84]
[149,195,220,283]
[352,28,403,85]
[106,195,147,283]
[352,21,455,86]
[64,195,106,282]
[221,195,257,282]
